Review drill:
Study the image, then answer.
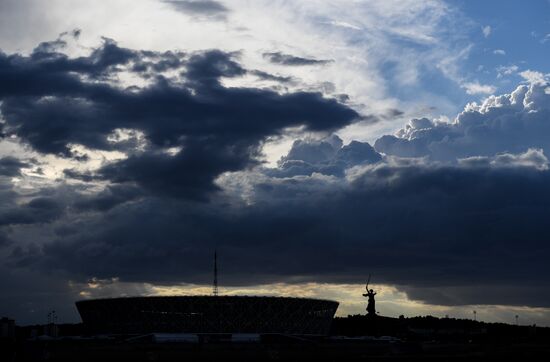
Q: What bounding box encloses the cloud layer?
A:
[1,34,550,324]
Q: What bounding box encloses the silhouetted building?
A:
[1,317,15,340]
[76,296,338,335]
[43,323,59,338]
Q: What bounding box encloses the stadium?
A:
[75,296,339,336]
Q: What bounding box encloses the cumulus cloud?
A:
[267,135,381,178]
[375,82,550,161]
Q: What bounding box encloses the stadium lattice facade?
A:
[76,296,339,335]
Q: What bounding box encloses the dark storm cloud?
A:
[400,285,550,308]
[164,0,229,19]
[263,52,333,66]
[0,39,358,198]
[184,49,245,86]
[63,169,96,182]
[0,157,28,176]
[73,185,143,212]
[34,161,550,308]
[0,197,64,226]
[0,230,11,247]
[0,37,137,101]
[97,143,254,200]
[131,50,186,74]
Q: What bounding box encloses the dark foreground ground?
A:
[4,338,550,361]
[3,315,550,361]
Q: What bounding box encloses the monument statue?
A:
[362,275,377,316]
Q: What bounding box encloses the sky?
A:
[0,0,549,326]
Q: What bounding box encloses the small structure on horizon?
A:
[213,250,219,296]
[44,310,59,338]
[362,275,377,317]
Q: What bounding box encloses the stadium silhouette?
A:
[76,252,338,336]
[76,296,339,335]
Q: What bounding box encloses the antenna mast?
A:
[213,249,219,296]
